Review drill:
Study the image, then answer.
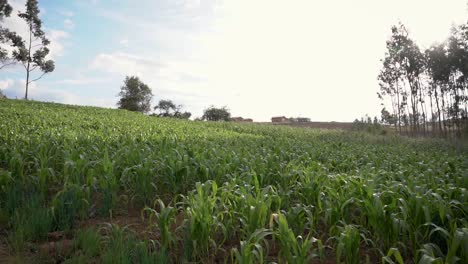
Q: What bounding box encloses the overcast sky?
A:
[1,0,467,121]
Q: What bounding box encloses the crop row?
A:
[0,100,467,263]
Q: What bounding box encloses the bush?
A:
[352,117,387,135]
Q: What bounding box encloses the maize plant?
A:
[0,99,466,263]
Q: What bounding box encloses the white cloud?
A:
[178,0,201,9]
[0,78,115,107]
[64,19,75,30]
[75,0,98,5]
[47,30,69,59]
[90,52,166,77]
[55,78,111,85]
[59,10,74,17]
[39,7,46,16]
[0,79,14,91]
[0,79,68,101]
[119,39,129,46]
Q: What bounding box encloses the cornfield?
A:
[0,99,467,263]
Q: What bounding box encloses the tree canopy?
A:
[153,99,191,119]
[202,106,231,121]
[0,0,12,19]
[0,0,24,70]
[117,76,153,113]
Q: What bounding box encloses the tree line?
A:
[117,76,231,121]
[378,21,468,138]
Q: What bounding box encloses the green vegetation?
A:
[117,76,153,114]
[202,105,231,121]
[0,99,467,263]
[378,22,468,138]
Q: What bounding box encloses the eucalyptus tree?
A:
[446,24,468,136]
[380,23,426,135]
[380,23,448,136]
[459,22,467,133]
[425,43,451,135]
[13,0,54,99]
[0,0,24,70]
[398,27,426,134]
[378,54,404,132]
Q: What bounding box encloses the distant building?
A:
[271,116,289,123]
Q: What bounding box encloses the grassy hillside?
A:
[0,99,467,263]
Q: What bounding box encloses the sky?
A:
[1,0,467,121]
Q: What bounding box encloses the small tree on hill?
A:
[117,76,153,113]
[174,111,191,119]
[14,0,54,99]
[202,106,231,121]
[154,99,177,117]
[153,99,191,119]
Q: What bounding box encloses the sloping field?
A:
[0,99,467,263]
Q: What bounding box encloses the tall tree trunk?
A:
[408,78,419,136]
[391,95,398,131]
[429,87,434,136]
[424,96,429,135]
[434,84,442,136]
[25,66,30,99]
[463,82,468,134]
[447,91,453,137]
[411,92,418,135]
[24,24,32,100]
[441,89,448,136]
[417,80,427,136]
[406,100,412,136]
[454,84,461,138]
[396,83,402,134]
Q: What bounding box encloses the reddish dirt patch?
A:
[38,239,74,260]
[0,241,16,264]
[76,209,156,240]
